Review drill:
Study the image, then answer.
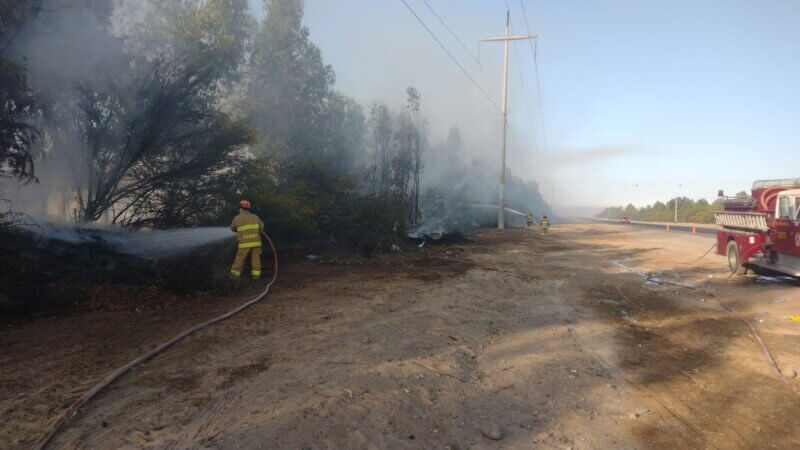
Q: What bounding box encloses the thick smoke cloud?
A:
[3,0,552,234]
[5,4,127,220]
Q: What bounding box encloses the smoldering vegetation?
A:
[1,0,551,316]
[0,219,241,315]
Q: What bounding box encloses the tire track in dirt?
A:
[545,277,702,448]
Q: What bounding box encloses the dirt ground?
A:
[2,223,800,449]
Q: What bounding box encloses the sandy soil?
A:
[2,224,800,449]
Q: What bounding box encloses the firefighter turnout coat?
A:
[539,217,550,233]
[230,210,265,278]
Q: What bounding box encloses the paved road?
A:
[585,218,718,236]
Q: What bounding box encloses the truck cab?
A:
[773,189,800,260]
[775,189,800,220]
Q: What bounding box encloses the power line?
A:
[519,0,553,208]
[518,0,537,60]
[508,22,536,146]
[420,0,478,64]
[505,4,538,148]
[502,3,541,178]
[419,0,497,99]
[519,0,550,163]
[399,0,501,113]
[531,46,549,164]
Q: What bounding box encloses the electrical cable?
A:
[508,19,538,156]
[33,231,279,449]
[419,0,497,99]
[527,18,550,166]
[420,0,479,65]
[398,0,501,113]
[518,0,553,208]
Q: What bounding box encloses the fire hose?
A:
[679,241,794,387]
[680,241,718,264]
[33,231,278,450]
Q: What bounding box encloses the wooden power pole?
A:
[479,11,536,229]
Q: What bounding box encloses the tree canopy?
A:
[596,196,724,223]
[1,0,552,241]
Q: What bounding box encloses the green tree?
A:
[112,0,252,84]
[243,0,333,168]
[598,196,721,224]
[321,91,366,173]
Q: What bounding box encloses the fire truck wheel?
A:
[726,240,747,275]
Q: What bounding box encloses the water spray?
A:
[32,225,235,259]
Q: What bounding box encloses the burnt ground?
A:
[2,224,800,448]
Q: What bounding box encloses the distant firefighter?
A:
[539,215,550,234]
[230,199,265,279]
[526,210,534,228]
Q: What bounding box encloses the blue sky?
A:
[250,0,800,214]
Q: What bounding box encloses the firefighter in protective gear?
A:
[539,215,550,234]
[230,199,265,279]
[525,210,534,228]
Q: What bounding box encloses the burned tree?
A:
[0,60,41,182]
[8,0,257,227]
[0,0,43,183]
[368,103,393,204]
[362,98,423,232]
[405,86,427,228]
[66,56,253,226]
[392,112,415,210]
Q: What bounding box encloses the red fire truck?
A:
[715,179,800,276]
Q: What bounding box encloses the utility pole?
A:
[479,11,536,229]
[674,197,678,223]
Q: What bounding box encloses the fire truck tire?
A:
[726,240,747,275]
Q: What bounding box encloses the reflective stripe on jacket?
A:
[230,211,264,249]
[540,219,550,228]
